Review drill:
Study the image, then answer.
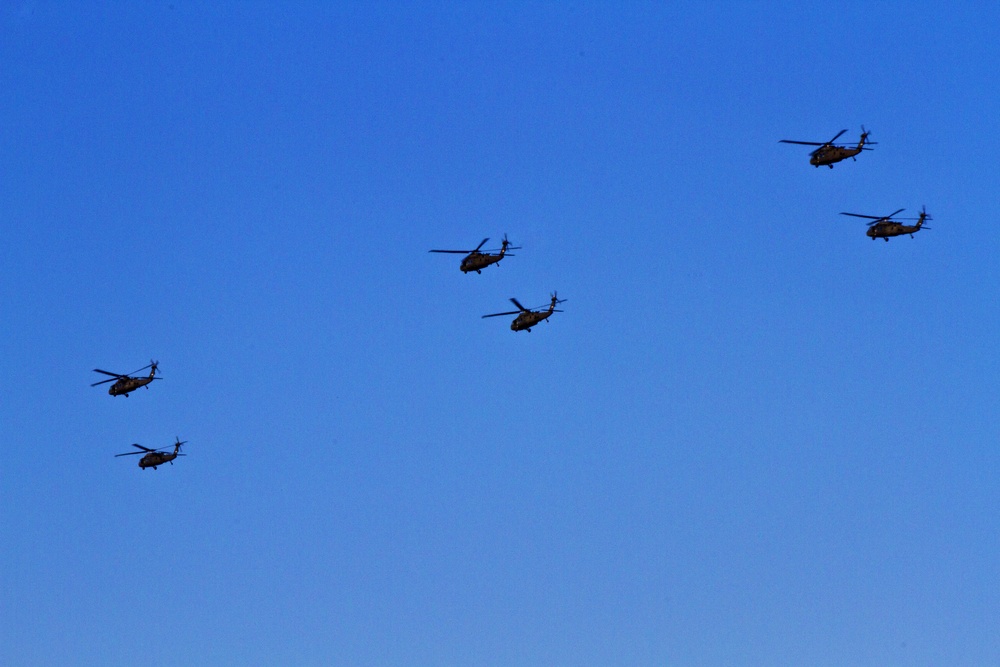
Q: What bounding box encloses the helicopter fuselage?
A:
[139,451,178,469]
[810,145,862,167]
[461,252,504,274]
[512,310,553,331]
[109,376,154,396]
[867,222,923,241]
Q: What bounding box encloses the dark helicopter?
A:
[115,437,187,470]
[91,361,161,397]
[429,235,520,273]
[483,292,565,332]
[780,127,875,168]
[840,206,932,241]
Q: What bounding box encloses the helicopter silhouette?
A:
[429,235,520,273]
[840,206,932,241]
[483,292,566,332]
[780,127,875,168]
[115,437,187,470]
[91,360,161,397]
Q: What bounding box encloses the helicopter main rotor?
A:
[429,235,521,255]
[840,208,906,225]
[115,437,187,458]
[482,293,567,319]
[429,237,491,254]
[91,360,161,386]
[779,127,877,153]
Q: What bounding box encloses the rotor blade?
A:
[485,244,520,253]
[125,363,153,376]
[482,311,521,318]
[115,451,144,457]
[509,298,528,311]
[92,369,125,378]
[131,443,156,452]
[840,212,884,219]
[884,208,905,220]
[90,377,116,387]
[778,139,826,146]
[779,140,825,146]
[827,129,848,144]
[134,446,173,454]
[429,249,473,254]
[473,238,490,252]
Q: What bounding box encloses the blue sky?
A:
[2,2,999,665]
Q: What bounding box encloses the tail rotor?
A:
[919,205,932,229]
[549,291,567,315]
[500,233,522,253]
[860,125,877,148]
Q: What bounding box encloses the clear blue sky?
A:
[3,2,999,665]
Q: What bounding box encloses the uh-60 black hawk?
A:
[115,437,187,470]
[780,127,875,168]
[840,206,932,241]
[91,360,161,397]
[483,292,566,332]
[429,235,520,273]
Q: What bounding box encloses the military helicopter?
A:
[780,127,875,168]
[115,437,187,470]
[483,292,565,332]
[840,206,932,241]
[429,235,520,273]
[91,360,161,397]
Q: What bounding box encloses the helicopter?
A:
[429,235,520,273]
[780,127,875,168]
[840,206,932,241]
[115,437,187,470]
[483,292,565,332]
[91,360,161,397]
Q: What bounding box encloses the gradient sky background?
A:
[3,2,999,665]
